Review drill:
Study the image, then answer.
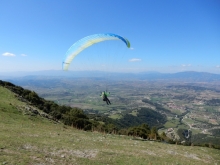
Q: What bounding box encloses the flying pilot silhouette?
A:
[100,91,111,105]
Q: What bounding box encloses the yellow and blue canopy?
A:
[62,33,130,70]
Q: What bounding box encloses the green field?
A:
[164,118,181,128]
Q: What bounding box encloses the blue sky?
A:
[1,0,220,73]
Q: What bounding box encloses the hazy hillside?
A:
[0,84,220,164]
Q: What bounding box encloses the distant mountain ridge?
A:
[1,70,220,82]
[136,71,220,82]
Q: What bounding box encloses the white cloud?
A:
[129,58,141,62]
[2,52,15,57]
[130,47,134,50]
[181,64,191,67]
[21,54,27,57]
[216,65,220,68]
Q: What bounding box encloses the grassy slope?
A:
[0,86,220,165]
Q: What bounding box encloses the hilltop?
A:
[0,81,220,164]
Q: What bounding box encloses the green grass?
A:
[150,97,163,102]
[183,118,194,124]
[164,119,181,128]
[204,106,218,113]
[170,109,183,115]
[177,123,189,130]
[1,86,220,164]
[196,117,209,123]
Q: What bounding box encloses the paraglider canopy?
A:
[62,33,130,71]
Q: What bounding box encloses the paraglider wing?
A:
[62,33,130,70]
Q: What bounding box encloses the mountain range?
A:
[1,70,220,82]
